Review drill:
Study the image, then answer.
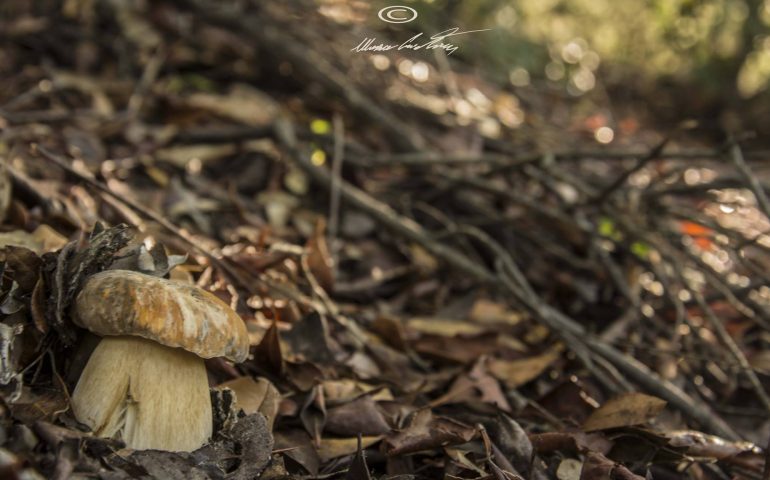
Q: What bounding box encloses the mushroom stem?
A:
[71,336,212,451]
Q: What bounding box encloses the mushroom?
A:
[70,269,249,452]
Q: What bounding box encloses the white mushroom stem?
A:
[71,336,212,452]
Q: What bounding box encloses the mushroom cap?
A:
[74,270,249,362]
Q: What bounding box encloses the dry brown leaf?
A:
[469,299,526,327]
[431,359,512,412]
[414,332,500,364]
[556,458,583,480]
[0,226,67,254]
[383,409,477,456]
[155,144,237,169]
[325,395,391,436]
[0,161,11,224]
[184,84,279,126]
[583,393,667,432]
[407,317,487,336]
[218,377,280,430]
[487,348,562,388]
[322,379,393,403]
[580,452,644,480]
[318,436,382,463]
[306,219,334,293]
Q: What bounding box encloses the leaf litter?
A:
[0,1,768,479]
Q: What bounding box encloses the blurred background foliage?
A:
[376,0,770,124]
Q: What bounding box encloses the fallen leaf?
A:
[322,379,393,403]
[325,395,391,436]
[667,430,764,472]
[217,377,280,430]
[407,317,487,336]
[383,409,476,456]
[306,219,334,293]
[431,358,512,412]
[0,226,67,255]
[469,299,525,327]
[299,385,326,447]
[0,161,11,224]
[556,458,582,480]
[252,319,284,376]
[580,451,644,480]
[583,393,667,432]
[488,348,562,388]
[274,429,320,475]
[183,84,279,127]
[318,436,382,463]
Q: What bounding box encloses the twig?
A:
[729,140,770,222]
[328,113,344,264]
[591,138,668,204]
[273,117,741,440]
[690,287,770,413]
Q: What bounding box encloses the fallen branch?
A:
[274,117,742,441]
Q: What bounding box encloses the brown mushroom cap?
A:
[74,270,249,362]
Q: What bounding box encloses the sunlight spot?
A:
[684,168,701,185]
[478,117,501,138]
[509,67,530,87]
[595,126,614,144]
[719,204,735,214]
[371,54,390,71]
[561,41,584,64]
[311,149,326,166]
[545,61,565,81]
[411,62,430,82]
[571,68,595,92]
[186,157,202,175]
[310,118,332,135]
[398,59,414,76]
[38,79,53,92]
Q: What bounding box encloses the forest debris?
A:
[274,429,321,475]
[0,322,23,389]
[488,347,563,388]
[383,409,477,456]
[42,223,134,344]
[217,376,280,430]
[469,299,526,327]
[667,430,764,472]
[580,452,645,480]
[322,379,394,403]
[344,437,373,480]
[0,226,67,254]
[0,162,12,224]
[156,144,237,169]
[325,395,391,436]
[583,393,667,432]
[305,219,334,293]
[432,358,512,412]
[556,458,583,480]
[181,84,280,127]
[318,435,382,463]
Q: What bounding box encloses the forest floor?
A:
[0,1,769,479]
